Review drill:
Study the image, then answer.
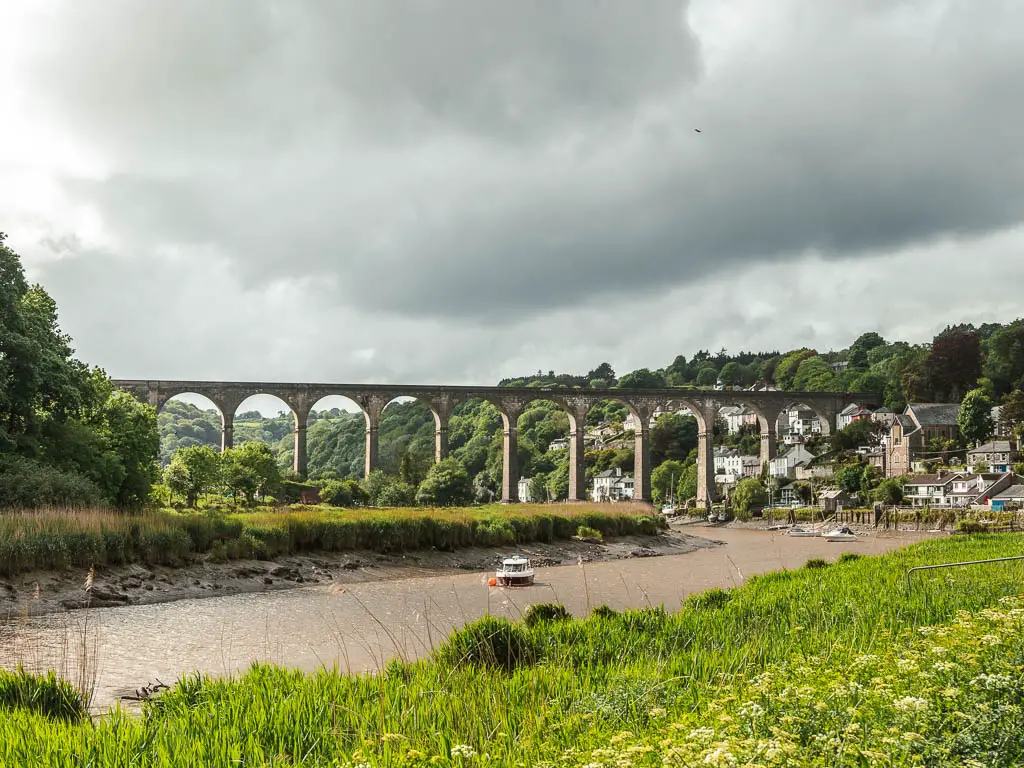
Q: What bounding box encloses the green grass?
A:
[1,535,1024,765]
[0,504,665,578]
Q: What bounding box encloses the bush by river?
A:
[2,534,1024,766]
[0,504,665,578]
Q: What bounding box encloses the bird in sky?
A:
[694,129,702,133]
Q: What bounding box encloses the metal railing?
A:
[906,555,1024,589]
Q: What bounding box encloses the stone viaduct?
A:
[114,379,877,507]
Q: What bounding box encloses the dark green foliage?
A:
[685,587,732,611]
[838,552,863,564]
[0,454,104,508]
[0,235,160,508]
[436,616,536,671]
[0,669,85,723]
[804,558,830,569]
[591,604,618,619]
[522,603,572,628]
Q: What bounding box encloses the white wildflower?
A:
[893,696,930,713]
[451,744,477,759]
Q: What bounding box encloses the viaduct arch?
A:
[118,379,876,508]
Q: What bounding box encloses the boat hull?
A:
[825,535,857,542]
[495,574,535,587]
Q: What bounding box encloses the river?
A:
[0,527,930,710]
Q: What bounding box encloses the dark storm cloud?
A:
[21,0,1024,321]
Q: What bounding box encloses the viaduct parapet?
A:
[114,379,877,507]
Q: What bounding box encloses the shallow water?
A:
[0,528,927,710]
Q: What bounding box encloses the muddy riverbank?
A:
[1,528,717,617]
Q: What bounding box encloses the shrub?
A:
[0,669,85,722]
[838,552,863,564]
[956,519,988,534]
[319,480,353,508]
[576,525,603,543]
[591,604,619,619]
[804,558,830,569]
[0,455,105,509]
[436,616,536,671]
[522,603,572,628]
[376,480,417,508]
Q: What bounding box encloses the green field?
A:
[2,534,1024,766]
[0,504,664,578]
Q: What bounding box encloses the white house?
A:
[721,405,759,435]
[769,444,817,479]
[517,477,533,503]
[547,437,569,452]
[903,471,1017,508]
[714,447,759,484]
[592,467,635,501]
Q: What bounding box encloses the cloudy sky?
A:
[4,0,1024,398]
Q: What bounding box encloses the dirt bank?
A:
[1,529,719,617]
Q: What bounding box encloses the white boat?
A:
[716,512,729,523]
[494,555,535,586]
[824,525,857,542]
[787,527,821,537]
[660,504,677,517]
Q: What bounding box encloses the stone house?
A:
[714,447,759,484]
[968,440,1018,474]
[886,403,962,477]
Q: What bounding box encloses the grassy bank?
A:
[2,535,1024,766]
[0,504,664,578]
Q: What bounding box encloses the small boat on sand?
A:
[824,525,857,542]
[493,556,535,586]
[787,527,821,537]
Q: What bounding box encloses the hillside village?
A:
[517,383,1021,515]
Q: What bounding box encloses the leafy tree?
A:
[319,479,353,507]
[848,332,886,371]
[376,480,417,507]
[165,445,221,506]
[927,326,982,402]
[650,414,698,465]
[831,419,884,452]
[361,469,393,507]
[732,478,767,518]
[874,477,904,505]
[999,390,1024,437]
[529,473,549,503]
[695,367,718,387]
[792,357,838,392]
[773,349,816,389]
[958,388,995,447]
[97,389,160,506]
[587,362,616,384]
[982,320,1024,395]
[415,458,473,507]
[546,457,570,501]
[616,368,665,389]
[676,463,698,502]
[835,464,867,495]
[651,460,685,505]
[718,362,744,387]
[221,442,281,503]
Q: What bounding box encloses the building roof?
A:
[839,403,860,415]
[907,403,961,427]
[904,474,956,486]
[993,485,1024,500]
[875,407,895,414]
[895,414,914,430]
[970,440,1016,454]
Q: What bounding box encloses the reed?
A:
[1,534,1023,766]
[0,504,665,578]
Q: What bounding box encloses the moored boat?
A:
[787,527,821,537]
[824,525,857,542]
[494,555,535,586]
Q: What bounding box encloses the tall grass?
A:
[0,534,1023,766]
[0,504,665,578]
